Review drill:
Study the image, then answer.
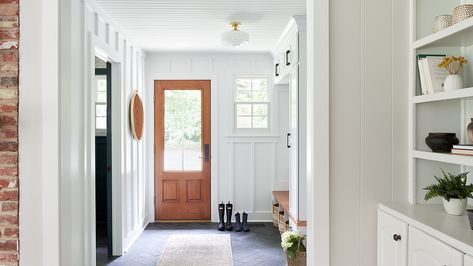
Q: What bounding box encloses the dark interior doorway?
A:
[95,57,113,261]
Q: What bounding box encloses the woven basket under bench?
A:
[272,203,279,227]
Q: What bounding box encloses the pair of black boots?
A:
[218,201,249,232]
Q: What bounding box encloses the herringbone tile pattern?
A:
[97,222,285,266]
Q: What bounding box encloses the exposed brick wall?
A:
[0,0,19,265]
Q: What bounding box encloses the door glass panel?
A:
[164,90,202,171]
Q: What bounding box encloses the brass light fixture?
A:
[221,22,250,47]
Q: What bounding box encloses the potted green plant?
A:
[281,231,306,266]
[423,170,473,215]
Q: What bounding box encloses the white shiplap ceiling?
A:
[94,0,306,52]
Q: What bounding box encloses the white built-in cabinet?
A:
[272,16,307,229]
[409,226,463,266]
[377,211,408,266]
[377,203,473,266]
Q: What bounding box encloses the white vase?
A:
[444,74,463,91]
[442,198,467,215]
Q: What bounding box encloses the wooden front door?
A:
[155,80,211,220]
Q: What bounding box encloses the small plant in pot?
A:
[424,170,473,215]
[281,231,306,266]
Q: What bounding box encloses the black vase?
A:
[425,133,459,153]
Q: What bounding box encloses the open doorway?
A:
[95,57,113,262]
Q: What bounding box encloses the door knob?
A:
[393,234,401,241]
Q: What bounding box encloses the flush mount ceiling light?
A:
[221,22,250,47]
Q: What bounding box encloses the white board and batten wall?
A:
[145,52,290,222]
[84,1,148,256]
[57,1,148,265]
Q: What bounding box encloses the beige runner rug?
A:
[157,234,233,266]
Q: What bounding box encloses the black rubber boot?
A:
[218,202,225,231]
[234,212,242,232]
[225,201,233,231]
[242,212,250,232]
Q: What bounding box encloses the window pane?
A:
[96,117,107,130]
[252,79,268,91]
[236,116,252,128]
[253,104,268,116]
[96,76,107,92]
[164,90,202,171]
[252,91,268,102]
[253,116,268,128]
[236,90,251,102]
[96,104,107,117]
[236,79,251,91]
[236,104,251,116]
[97,92,107,103]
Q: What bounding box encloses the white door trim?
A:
[307,0,330,265]
[91,34,126,258]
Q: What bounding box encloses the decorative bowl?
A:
[425,133,459,153]
[453,4,473,24]
[433,15,453,32]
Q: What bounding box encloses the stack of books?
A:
[451,144,473,155]
[417,54,448,95]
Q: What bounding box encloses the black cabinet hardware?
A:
[393,234,401,241]
[286,50,291,66]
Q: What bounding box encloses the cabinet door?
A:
[465,255,473,266]
[377,211,408,266]
[408,226,463,266]
[289,33,299,66]
[288,67,299,219]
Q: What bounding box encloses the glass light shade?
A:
[221,29,250,47]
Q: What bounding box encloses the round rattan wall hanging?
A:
[130,90,144,141]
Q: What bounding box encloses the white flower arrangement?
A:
[281,231,306,259]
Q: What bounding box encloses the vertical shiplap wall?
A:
[145,53,289,222]
[328,0,408,265]
[84,2,147,254]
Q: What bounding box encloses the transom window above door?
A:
[234,77,270,130]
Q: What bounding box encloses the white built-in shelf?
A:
[411,87,473,103]
[412,150,473,166]
[414,16,473,49]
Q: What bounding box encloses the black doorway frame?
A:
[95,62,113,256]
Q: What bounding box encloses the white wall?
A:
[58,0,147,265]
[328,0,409,265]
[145,52,289,222]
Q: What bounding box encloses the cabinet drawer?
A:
[289,33,299,66]
[408,226,463,266]
[377,210,408,266]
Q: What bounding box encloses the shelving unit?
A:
[412,150,473,166]
[411,87,473,103]
[414,16,473,49]
[408,0,473,204]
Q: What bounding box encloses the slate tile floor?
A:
[97,222,285,266]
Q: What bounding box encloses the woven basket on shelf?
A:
[278,211,285,233]
[285,237,307,266]
[453,4,473,24]
[272,203,279,227]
